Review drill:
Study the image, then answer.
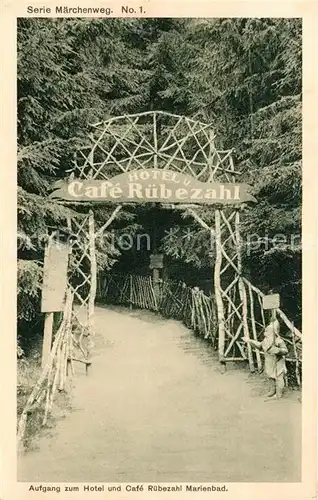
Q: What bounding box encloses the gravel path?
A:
[18,306,301,482]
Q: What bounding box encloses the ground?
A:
[18,305,301,483]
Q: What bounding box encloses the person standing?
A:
[243,313,288,400]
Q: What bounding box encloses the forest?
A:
[17,17,302,361]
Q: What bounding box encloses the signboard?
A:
[41,240,70,312]
[50,169,256,205]
[262,293,280,310]
[149,253,164,269]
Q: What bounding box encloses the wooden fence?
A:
[243,278,302,386]
[97,272,302,386]
[17,290,74,451]
[97,272,158,310]
[97,273,217,340]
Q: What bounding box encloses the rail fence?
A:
[97,272,302,387]
[97,273,217,342]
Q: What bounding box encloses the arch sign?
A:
[51,169,256,205]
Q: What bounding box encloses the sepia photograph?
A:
[14,15,305,486]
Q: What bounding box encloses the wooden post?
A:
[208,129,215,181]
[153,111,158,168]
[41,235,60,370]
[87,154,96,343]
[88,211,97,327]
[87,211,97,365]
[129,274,133,310]
[66,215,73,364]
[214,209,226,365]
[235,210,255,372]
[152,268,160,301]
[247,282,262,372]
[41,312,54,369]
[292,321,301,387]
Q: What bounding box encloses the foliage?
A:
[17,260,43,320]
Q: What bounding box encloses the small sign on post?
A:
[41,237,70,368]
[149,253,164,270]
[41,239,70,313]
[262,293,280,310]
[149,253,163,300]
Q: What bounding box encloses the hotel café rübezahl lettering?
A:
[50,169,256,205]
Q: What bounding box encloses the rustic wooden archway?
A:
[18,111,302,448]
[67,111,252,367]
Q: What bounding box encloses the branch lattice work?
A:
[71,111,248,364]
[66,206,123,362]
[67,213,95,361]
[73,111,238,182]
[214,209,247,364]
